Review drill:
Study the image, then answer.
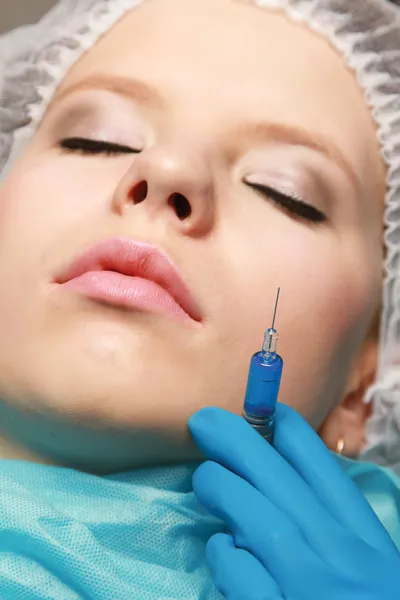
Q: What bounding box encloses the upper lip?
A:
[56,236,202,322]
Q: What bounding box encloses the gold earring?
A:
[336,438,345,455]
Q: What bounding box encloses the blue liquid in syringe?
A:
[243,328,283,443]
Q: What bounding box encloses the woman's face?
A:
[0,0,385,471]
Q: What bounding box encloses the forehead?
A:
[56,0,382,191]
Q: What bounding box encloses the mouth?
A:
[55,237,202,323]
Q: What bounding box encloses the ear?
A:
[318,338,378,457]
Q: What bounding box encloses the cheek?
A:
[224,215,375,337]
[0,156,122,332]
[278,236,375,343]
[217,215,378,422]
[0,155,128,250]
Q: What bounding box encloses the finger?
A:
[273,403,397,553]
[193,460,321,585]
[189,406,394,556]
[207,533,283,600]
[189,407,341,557]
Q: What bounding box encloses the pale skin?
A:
[0,0,386,472]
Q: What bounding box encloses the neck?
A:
[0,395,200,474]
[0,432,55,466]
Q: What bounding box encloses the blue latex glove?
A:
[188,404,400,600]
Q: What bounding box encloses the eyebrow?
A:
[233,122,361,193]
[54,73,164,108]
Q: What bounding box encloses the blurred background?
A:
[0,1,55,34]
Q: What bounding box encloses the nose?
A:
[112,142,215,236]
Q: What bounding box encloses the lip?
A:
[55,237,202,323]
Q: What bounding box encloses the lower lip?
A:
[60,271,192,322]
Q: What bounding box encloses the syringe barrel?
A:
[243,350,283,420]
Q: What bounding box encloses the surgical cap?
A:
[1,0,400,467]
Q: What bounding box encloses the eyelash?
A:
[248,182,327,224]
[59,138,327,224]
[58,137,138,155]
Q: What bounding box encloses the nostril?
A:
[131,180,148,204]
[169,193,192,220]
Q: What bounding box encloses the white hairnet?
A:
[1,0,400,467]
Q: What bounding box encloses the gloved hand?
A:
[188,404,400,600]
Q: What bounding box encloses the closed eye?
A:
[247,182,327,224]
[58,137,140,156]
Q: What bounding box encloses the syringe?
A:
[243,288,283,444]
